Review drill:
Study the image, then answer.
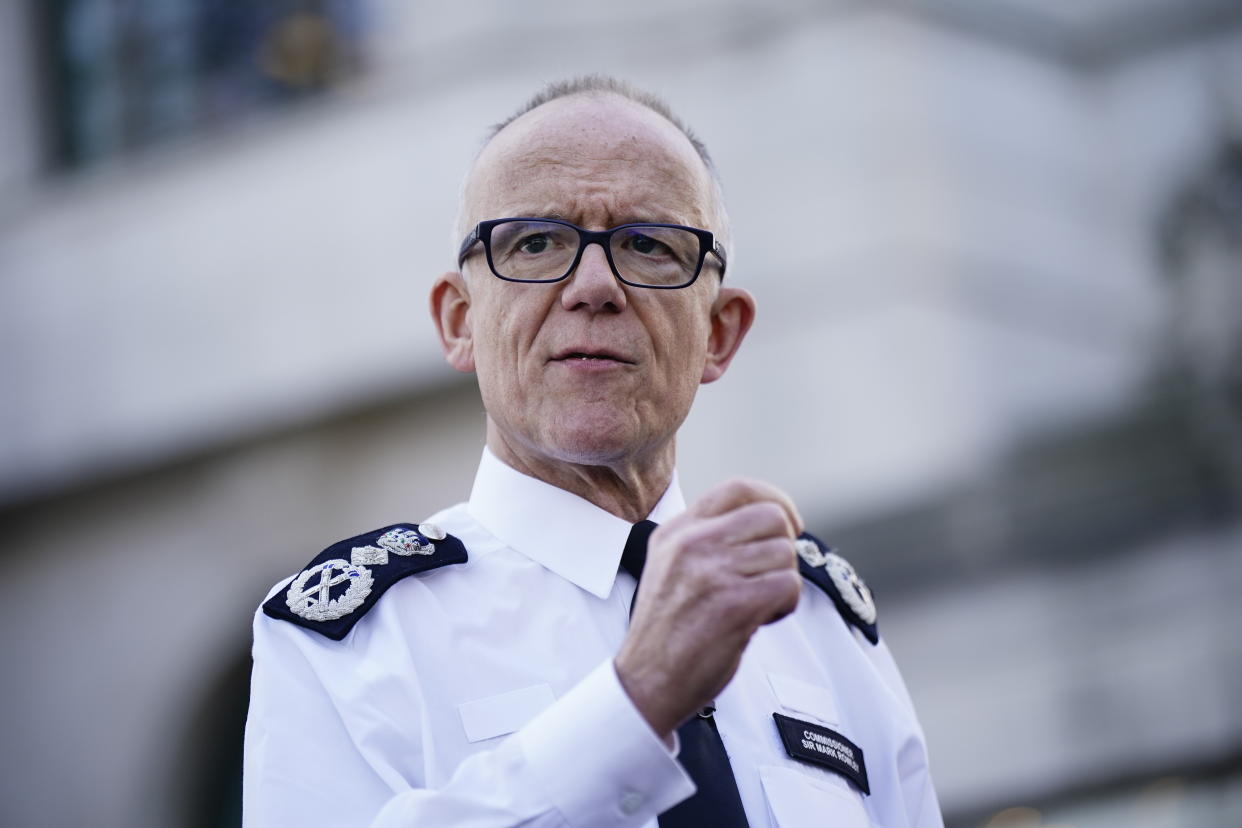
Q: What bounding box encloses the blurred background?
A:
[1,0,1240,826]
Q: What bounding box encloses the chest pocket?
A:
[765,672,872,821]
[456,684,556,742]
[760,765,872,828]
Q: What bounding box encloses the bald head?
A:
[486,76,719,181]
[455,80,731,259]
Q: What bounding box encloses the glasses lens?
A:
[610,226,702,287]
[488,220,579,282]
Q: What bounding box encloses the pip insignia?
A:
[350,545,388,566]
[795,532,879,645]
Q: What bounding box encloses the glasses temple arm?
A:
[457,227,481,267]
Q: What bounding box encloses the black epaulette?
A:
[263,522,467,641]
[795,532,879,645]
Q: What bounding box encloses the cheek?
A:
[469,295,542,396]
[648,313,710,393]
[470,295,520,365]
[675,302,714,358]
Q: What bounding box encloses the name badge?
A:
[772,712,870,795]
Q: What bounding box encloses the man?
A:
[244,76,943,827]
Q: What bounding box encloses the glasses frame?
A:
[457,217,727,289]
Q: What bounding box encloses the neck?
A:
[486,420,675,523]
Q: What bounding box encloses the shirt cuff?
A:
[516,658,696,826]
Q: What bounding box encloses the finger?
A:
[745,568,802,626]
[657,503,793,570]
[690,477,804,536]
[728,537,797,576]
[707,501,798,545]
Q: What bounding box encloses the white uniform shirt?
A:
[244,449,943,827]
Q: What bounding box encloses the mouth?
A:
[550,348,635,365]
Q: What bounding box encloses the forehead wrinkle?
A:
[488,184,708,229]
[477,147,710,230]
[497,139,700,192]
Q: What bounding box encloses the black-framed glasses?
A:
[457,217,727,289]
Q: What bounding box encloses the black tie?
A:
[621,520,750,828]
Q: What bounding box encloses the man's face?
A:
[445,94,745,468]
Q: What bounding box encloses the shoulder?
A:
[260,516,470,642]
[794,532,880,645]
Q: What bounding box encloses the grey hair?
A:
[454,75,732,263]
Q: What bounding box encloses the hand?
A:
[614,478,804,739]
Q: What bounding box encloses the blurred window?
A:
[37,0,370,169]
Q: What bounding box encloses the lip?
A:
[549,347,636,365]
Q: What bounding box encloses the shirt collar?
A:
[467,446,686,599]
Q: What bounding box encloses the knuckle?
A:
[676,522,715,553]
[752,539,787,570]
[756,501,786,524]
[661,522,711,554]
[745,502,793,538]
[771,537,797,564]
[785,574,803,607]
[723,476,761,498]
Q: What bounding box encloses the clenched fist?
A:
[614,477,804,739]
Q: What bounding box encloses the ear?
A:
[701,286,756,384]
[430,271,475,373]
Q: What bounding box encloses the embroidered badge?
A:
[823,552,876,626]
[377,527,435,556]
[772,712,870,795]
[350,545,388,566]
[795,533,879,645]
[286,559,374,621]
[264,522,469,640]
[794,538,826,568]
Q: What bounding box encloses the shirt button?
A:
[619,789,645,816]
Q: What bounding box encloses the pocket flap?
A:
[457,684,556,742]
[768,672,841,728]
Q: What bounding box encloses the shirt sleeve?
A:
[243,609,695,828]
[897,734,945,828]
[863,638,946,828]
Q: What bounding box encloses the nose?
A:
[560,241,627,313]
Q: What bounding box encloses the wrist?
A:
[613,653,680,742]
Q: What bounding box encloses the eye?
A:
[627,233,672,257]
[517,233,552,255]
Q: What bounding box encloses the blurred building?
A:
[1,1,1240,826]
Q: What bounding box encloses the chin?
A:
[545,429,638,466]
[542,407,650,465]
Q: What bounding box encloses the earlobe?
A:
[430,271,475,373]
[701,286,756,384]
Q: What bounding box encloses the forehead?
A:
[462,94,715,229]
